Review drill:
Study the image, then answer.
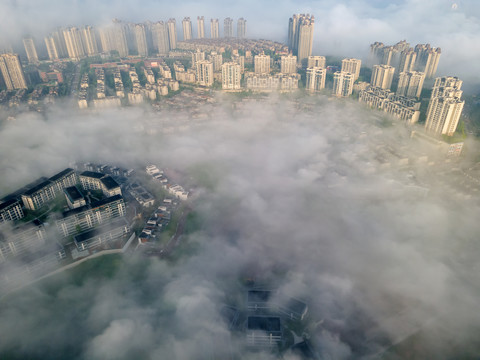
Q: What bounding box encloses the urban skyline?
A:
[1,2,480,359]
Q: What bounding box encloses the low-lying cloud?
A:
[1,95,480,358]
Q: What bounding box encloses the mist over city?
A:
[0,1,480,359]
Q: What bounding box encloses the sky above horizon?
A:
[1,0,480,85]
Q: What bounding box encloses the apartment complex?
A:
[332,71,355,97]
[0,53,27,90]
[288,14,314,64]
[306,67,326,92]
[359,86,421,125]
[425,76,464,136]
[221,62,241,90]
[341,58,361,81]
[21,168,77,211]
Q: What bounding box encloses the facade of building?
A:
[134,24,148,57]
[21,169,77,211]
[196,60,214,86]
[224,17,234,38]
[167,18,177,50]
[151,21,170,54]
[22,37,39,63]
[371,64,395,90]
[237,18,247,38]
[397,71,425,98]
[197,16,205,39]
[82,26,99,56]
[56,195,126,237]
[341,58,361,81]
[254,54,270,74]
[0,53,28,90]
[245,73,299,91]
[0,222,46,263]
[0,199,24,223]
[288,14,314,65]
[63,27,86,60]
[332,71,355,97]
[221,62,241,90]
[64,186,86,209]
[359,85,421,125]
[182,17,193,41]
[44,36,59,60]
[208,51,223,72]
[73,218,129,251]
[232,54,245,73]
[307,56,326,69]
[210,19,219,39]
[425,76,464,136]
[305,67,326,91]
[414,44,441,78]
[246,316,283,347]
[280,55,297,74]
[397,48,416,74]
[191,49,205,68]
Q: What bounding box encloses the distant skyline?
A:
[1,0,479,85]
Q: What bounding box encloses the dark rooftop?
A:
[80,171,105,179]
[49,168,74,182]
[247,316,281,332]
[64,186,83,202]
[100,176,120,190]
[0,198,20,211]
[248,290,272,303]
[91,194,123,208]
[284,297,308,315]
[23,180,52,196]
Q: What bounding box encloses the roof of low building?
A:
[80,171,105,179]
[100,176,120,190]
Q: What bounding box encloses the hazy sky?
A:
[1,0,480,84]
[1,96,480,358]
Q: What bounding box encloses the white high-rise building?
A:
[151,21,169,54]
[197,16,205,39]
[0,53,28,90]
[63,27,85,60]
[307,56,326,69]
[82,26,99,56]
[23,37,38,63]
[397,48,416,75]
[208,51,223,72]
[341,58,361,81]
[306,67,326,91]
[210,19,219,39]
[222,62,241,90]
[44,36,59,60]
[414,44,441,78]
[371,64,395,90]
[254,54,270,74]
[280,55,297,74]
[182,17,193,41]
[134,24,148,57]
[425,76,464,136]
[191,49,205,68]
[224,18,234,38]
[288,14,314,65]
[167,19,177,50]
[397,71,425,98]
[196,60,214,86]
[237,18,246,38]
[332,71,354,97]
